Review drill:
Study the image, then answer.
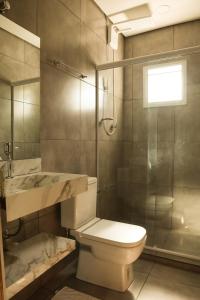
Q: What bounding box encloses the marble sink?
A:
[4,172,88,222]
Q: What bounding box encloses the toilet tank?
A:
[61,177,97,229]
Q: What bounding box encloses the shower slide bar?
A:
[47,59,87,80]
[96,44,200,70]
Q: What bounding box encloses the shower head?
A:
[0,0,10,14]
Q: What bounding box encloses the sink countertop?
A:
[4,172,87,197]
[4,172,88,222]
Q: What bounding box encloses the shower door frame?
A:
[96,44,200,268]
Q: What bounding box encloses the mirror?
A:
[0,22,40,161]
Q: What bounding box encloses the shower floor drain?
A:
[52,287,101,300]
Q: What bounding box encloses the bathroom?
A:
[0,0,199,299]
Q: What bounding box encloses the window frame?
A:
[143,59,187,108]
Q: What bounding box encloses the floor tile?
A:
[137,276,200,300]
[134,258,154,274]
[52,287,100,300]
[150,263,200,288]
[28,287,54,300]
[103,271,147,300]
[65,271,147,300]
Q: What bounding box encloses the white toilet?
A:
[61,177,147,292]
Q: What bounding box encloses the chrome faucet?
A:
[4,142,12,178]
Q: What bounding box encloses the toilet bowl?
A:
[61,177,146,292]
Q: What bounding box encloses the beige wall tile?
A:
[38,0,81,70]
[59,0,81,18]
[81,24,107,85]
[80,141,96,177]
[132,27,174,57]
[41,139,81,173]
[81,0,107,42]
[41,64,81,140]
[81,81,96,141]
[5,0,37,34]
[0,28,24,62]
[174,20,200,49]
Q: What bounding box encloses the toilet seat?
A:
[74,218,146,248]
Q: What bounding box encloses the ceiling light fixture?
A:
[108,3,152,50]
[157,5,170,14]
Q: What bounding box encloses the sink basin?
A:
[4,172,88,222]
[5,172,84,194]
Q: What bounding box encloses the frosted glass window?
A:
[143,60,186,107]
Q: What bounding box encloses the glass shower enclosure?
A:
[96,46,200,266]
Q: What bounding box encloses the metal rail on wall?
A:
[47,59,87,80]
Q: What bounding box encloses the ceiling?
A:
[94,0,200,37]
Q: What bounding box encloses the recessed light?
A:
[157,5,170,14]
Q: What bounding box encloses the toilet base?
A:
[76,248,134,292]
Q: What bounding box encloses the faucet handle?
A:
[4,142,12,157]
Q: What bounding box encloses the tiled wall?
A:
[0,80,11,160]
[122,20,200,254]
[98,39,124,220]
[0,27,40,161]
[13,81,40,159]
[4,1,124,243]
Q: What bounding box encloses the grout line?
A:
[56,0,81,21]
[136,266,153,300]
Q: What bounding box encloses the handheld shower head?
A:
[0,0,10,14]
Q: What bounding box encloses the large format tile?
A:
[59,0,81,18]
[132,27,173,57]
[98,141,122,188]
[187,53,200,96]
[132,63,143,99]
[41,64,81,140]
[172,187,200,233]
[151,263,200,288]
[0,98,11,142]
[175,100,200,143]
[24,142,40,159]
[114,67,124,100]
[24,42,40,69]
[0,28,24,62]
[174,20,200,49]
[80,141,96,177]
[5,0,38,34]
[134,258,154,275]
[110,98,123,142]
[53,286,100,300]
[98,187,121,220]
[137,276,200,300]
[65,270,147,300]
[103,272,147,300]
[41,139,81,173]
[23,82,40,105]
[81,0,107,42]
[38,0,81,69]
[124,37,133,59]
[174,142,200,188]
[124,65,133,100]
[114,34,124,62]
[123,100,133,142]
[13,100,24,142]
[24,103,40,142]
[157,107,175,143]
[81,24,107,86]
[0,80,11,100]
[81,81,96,141]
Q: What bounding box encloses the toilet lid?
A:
[81,219,146,247]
